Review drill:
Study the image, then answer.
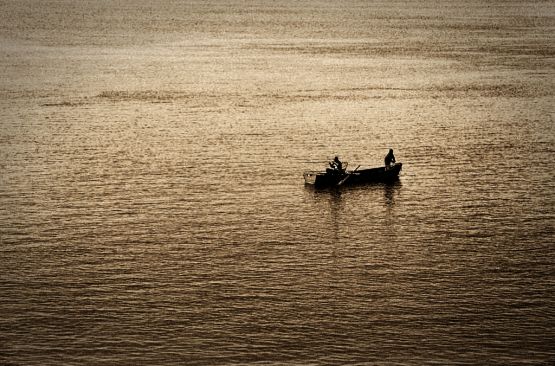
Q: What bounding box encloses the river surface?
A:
[1,1,554,365]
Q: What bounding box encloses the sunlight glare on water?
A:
[1,0,554,365]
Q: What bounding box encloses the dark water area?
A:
[1,0,554,364]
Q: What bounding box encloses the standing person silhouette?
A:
[384,149,396,169]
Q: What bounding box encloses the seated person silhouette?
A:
[327,156,345,176]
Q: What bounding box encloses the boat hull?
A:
[304,163,402,188]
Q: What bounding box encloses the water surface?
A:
[1,0,554,364]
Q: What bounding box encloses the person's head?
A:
[334,156,340,162]
[389,149,393,154]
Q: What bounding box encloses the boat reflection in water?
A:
[304,178,403,245]
[383,180,401,207]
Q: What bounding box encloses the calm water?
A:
[1,0,554,364]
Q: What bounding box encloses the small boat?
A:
[304,163,402,188]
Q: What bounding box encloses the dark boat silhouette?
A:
[304,162,402,188]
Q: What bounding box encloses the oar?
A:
[337,165,360,186]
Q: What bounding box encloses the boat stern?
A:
[303,171,320,185]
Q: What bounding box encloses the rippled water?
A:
[1,0,554,365]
